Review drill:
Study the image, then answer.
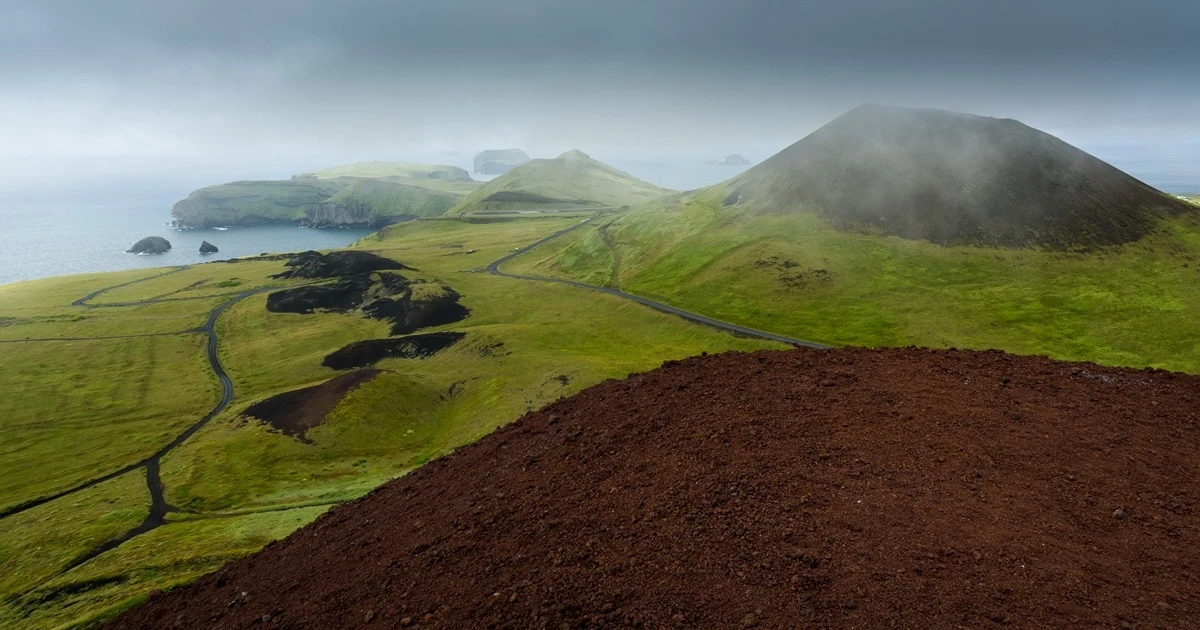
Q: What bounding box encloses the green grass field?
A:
[0,215,778,628]
[518,187,1200,372]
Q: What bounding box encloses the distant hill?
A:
[707,154,751,166]
[295,162,470,183]
[171,163,481,228]
[726,104,1192,249]
[448,150,669,215]
[473,149,530,175]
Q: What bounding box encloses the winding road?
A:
[64,287,273,569]
[487,218,830,349]
[1,274,275,572]
[4,215,823,571]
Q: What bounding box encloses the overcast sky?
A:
[2,0,1197,193]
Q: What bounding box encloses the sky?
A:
[2,0,1198,195]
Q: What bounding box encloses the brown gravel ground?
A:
[109,347,1200,629]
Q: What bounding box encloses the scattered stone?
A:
[1114,508,1128,520]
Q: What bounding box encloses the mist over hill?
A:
[727,105,1194,249]
[448,150,668,215]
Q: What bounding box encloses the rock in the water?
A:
[199,241,219,254]
[473,148,530,175]
[127,236,172,254]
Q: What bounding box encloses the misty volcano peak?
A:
[732,104,1194,249]
[557,149,592,161]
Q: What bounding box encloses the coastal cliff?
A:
[171,163,478,229]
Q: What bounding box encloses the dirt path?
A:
[595,220,623,288]
[71,266,190,307]
[0,330,205,344]
[487,218,829,348]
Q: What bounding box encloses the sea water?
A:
[0,197,373,286]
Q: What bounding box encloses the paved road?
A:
[0,282,270,538]
[487,219,830,349]
[65,287,270,569]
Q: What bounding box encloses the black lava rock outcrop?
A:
[322,332,466,370]
[199,241,219,254]
[731,104,1195,249]
[272,251,412,280]
[267,277,371,314]
[127,236,172,254]
[266,272,468,335]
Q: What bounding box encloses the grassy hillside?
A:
[172,163,481,228]
[0,216,777,628]
[448,150,668,215]
[515,185,1200,372]
[725,105,1191,249]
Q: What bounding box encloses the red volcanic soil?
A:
[110,348,1200,629]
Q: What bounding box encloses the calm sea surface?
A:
[0,198,373,286]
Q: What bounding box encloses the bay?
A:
[0,197,373,286]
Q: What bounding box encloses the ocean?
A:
[0,197,374,286]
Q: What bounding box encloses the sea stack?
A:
[707,154,751,166]
[126,236,171,254]
[199,241,218,254]
[473,148,530,175]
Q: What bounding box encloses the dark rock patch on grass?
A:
[363,287,470,335]
[271,250,412,280]
[266,277,369,314]
[266,272,469,334]
[242,369,380,443]
[322,332,466,370]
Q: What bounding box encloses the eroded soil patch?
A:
[242,369,380,443]
[322,332,466,370]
